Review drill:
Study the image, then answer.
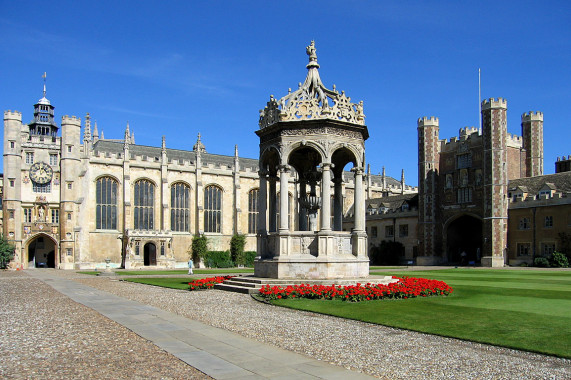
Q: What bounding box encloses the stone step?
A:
[214,283,260,294]
[215,275,398,294]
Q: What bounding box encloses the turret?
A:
[481,98,508,267]
[417,116,440,260]
[521,111,544,177]
[60,115,82,267]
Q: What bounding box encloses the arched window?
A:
[134,179,154,230]
[96,177,118,230]
[248,189,259,234]
[204,185,222,233]
[171,182,190,232]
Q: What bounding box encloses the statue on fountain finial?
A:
[306,40,318,64]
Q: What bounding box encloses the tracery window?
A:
[248,189,259,234]
[134,179,154,230]
[96,177,118,230]
[204,185,222,233]
[171,182,190,232]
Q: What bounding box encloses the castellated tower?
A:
[481,98,508,267]
[3,111,24,267]
[521,111,544,177]
[59,115,82,269]
[417,116,440,264]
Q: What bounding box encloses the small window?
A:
[161,241,165,256]
[66,248,73,256]
[68,146,72,153]
[10,141,15,148]
[10,180,15,187]
[385,225,394,238]
[399,224,409,237]
[49,154,58,166]
[371,226,378,238]
[24,209,32,223]
[517,243,531,256]
[33,182,51,193]
[541,243,556,256]
[135,241,140,255]
[51,209,59,224]
[67,182,72,190]
[67,213,72,220]
[544,216,553,228]
[25,152,34,164]
[9,211,14,219]
[519,218,530,230]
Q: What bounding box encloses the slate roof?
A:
[508,172,571,195]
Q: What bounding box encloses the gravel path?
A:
[3,270,569,379]
[68,272,570,379]
[0,271,211,380]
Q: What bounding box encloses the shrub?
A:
[205,251,233,268]
[550,252,569,268]
[191,235,208,264]
[230,234,246,266]
[0,235,16,269]
[244,251,257,267]
[534,257,550,268]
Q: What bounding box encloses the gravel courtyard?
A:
[2,269,569,379]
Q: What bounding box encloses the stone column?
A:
[299,179,307,231]
[268,175,277,232]
[257,170,268,234]
[320,163,332,231]
[333,177,343,231]
[353,167,365,232]
[279,165,290,232]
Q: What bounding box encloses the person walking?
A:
[188,258,194,275]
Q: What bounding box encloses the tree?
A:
[230,234,246,266]
[190,234,208,265]
[0,235,16,269]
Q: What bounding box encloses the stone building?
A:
[415,97,571,267]
[507,171,571,265]
[2,74,409,270]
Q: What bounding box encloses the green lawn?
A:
[108,268,254,276]
[123,277,194,290]
[271,269,571,358]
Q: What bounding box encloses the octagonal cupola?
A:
[29,72,58,137]
[259,40,365,129]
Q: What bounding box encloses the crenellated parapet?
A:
[4,110,22,121]
[481,97,507,110]
[521,111,543,122]
[417,116,439,127]
[61,115,81,126]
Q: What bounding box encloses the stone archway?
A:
[446,215,482,264]
[27,234,57,268]
[144,242,157,266]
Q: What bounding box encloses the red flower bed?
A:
[188,276,233,290]
[258,276,453,302]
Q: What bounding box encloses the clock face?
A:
[29,162,53,185]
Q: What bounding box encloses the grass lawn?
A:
[123,277,194,290]
[271,268,571,358]
[90,268,255,276]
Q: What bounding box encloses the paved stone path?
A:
[26,270,373,379]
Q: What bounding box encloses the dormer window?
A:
[402,203,409,211]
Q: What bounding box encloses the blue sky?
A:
[1,1,569,184]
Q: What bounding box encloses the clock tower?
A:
[3,74,64,268]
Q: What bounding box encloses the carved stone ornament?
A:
[259,41,365,129]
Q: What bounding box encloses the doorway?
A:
[27,235,56,268]
[144,242,157,266]
[446,215,482,264]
